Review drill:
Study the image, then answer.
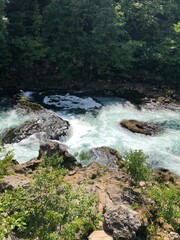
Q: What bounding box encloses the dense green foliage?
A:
[149,184,180,230]
[0,0,179,87]
[75,150,91,161]
[0,146,13,181]
[0,155,100,239]
[124,150,150,184]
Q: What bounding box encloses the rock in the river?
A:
[2,96,70,143]
[15,95,44,113]
[2,111,70,144]
[89,146,121,170]
[120,119,161,135]
[103,205,143,240]
[38,141,80,170]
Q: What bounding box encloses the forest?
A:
[0,0,180,89]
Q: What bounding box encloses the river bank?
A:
[1,80,180,105]
[1,141,180,240]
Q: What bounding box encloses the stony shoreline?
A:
[1,141,180,240]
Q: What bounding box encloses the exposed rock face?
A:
[104,205,142,240]
[0,174,31,192]
[153,168,177,184]
[2,97,70,144]
[65,162,143,240]
[38,142,80,170]
[89,146,121,170]
[15,158,42,174]
[120,119,161,135]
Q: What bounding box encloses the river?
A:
[0,90,180,175]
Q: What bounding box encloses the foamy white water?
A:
[0,92,180,175]
[56,97,180,175]
[44,93,102,110]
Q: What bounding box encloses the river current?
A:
[0,91,180,175]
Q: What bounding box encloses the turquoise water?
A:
[0,91,180,175]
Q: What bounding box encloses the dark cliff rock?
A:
[38,141,80,170]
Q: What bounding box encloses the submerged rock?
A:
[89,146,121,170]
[120,119,161,135]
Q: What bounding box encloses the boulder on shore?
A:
[38,141,80,170]
[103,205,143,240]
[120,119,161,135]
[89,146,122,170]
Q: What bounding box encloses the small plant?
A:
[0,146,13,181]
[149,184,180,230]
[42,153,67,174]
[124,150,150,185]
[75,150,91,161]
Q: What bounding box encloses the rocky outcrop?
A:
[153,168,177,184]
[38,142,80,170]
[3,115,69,144]
[15,158,42,174]
[0,174,31,192]
[2,97,70,144]
[15,95,44,113]
[104,205,142,240]
[120,119,161,135]
[89,146,122,170]
[65,162,143,240]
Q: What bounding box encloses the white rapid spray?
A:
[0,92,180,175]
[54,96,180,175]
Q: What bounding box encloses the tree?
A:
[118,0,180,83]
[0,0,9,80]
[124,150,150,185]
[42,0,135,81]
[6,0,47,86]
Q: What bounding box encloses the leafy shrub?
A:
[0,188,29,238]
[0,146,13,181]
[42,153,65,170]
[0,167,100,239]
[124,150,150,185]
[75,150,91,161]
[149,184,180,230]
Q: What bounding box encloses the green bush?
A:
[42,153,65,170]
[124,150,150,185]
[75,151,91,161]
[0,188,30,238]
[0,146,13,181]
[0,167,100,239]
[149,184,180,230]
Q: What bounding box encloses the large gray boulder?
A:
[103,205,143,240]
[89,146,121,170]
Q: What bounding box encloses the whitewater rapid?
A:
[0,91,180,175]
